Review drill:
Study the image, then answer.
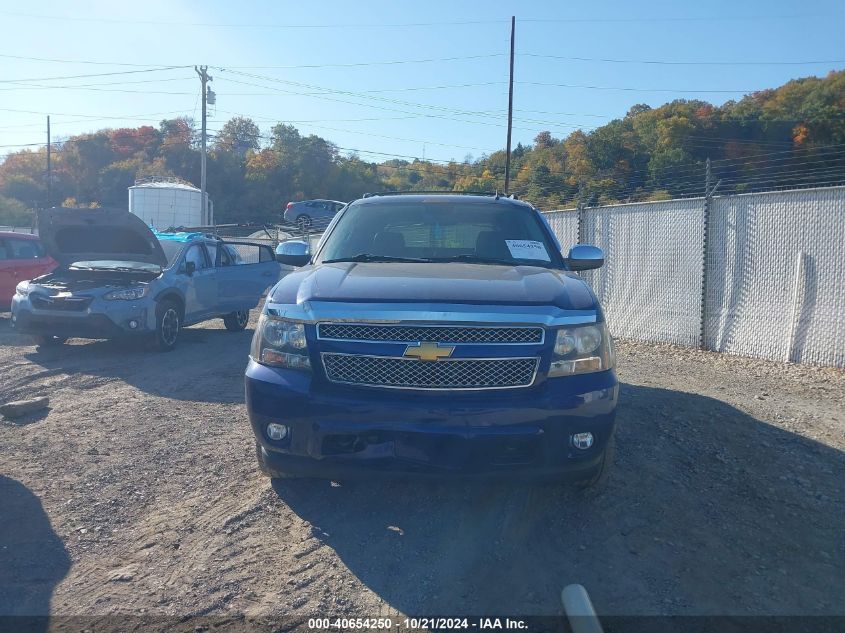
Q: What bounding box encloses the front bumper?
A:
[246,360,618,481]
[10,294,154,339]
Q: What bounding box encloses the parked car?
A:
[247,193,617,487]
[11,207,280,351]
[0,232,57,310]
[283,199,346,230]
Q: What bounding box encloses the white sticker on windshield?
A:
[505,239,551,261]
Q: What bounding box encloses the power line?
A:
[685,136,797,147]
[0,84,196,95]
[519,14,829,23]
[709,143,845,165]
[256,122,499,153]
[0,107,194,125]
[3,9,828,28]
[214,71,602,135]
[206,128,461,165]
[518,80,757,94]
[0,136,197,160]
[220,53,507,69]
[0,110,192,130]
[0,51,506,69]
[521,52,845,66]
[357,81,504,93]
[0,11,506,28]
[214,109,433,124]
[0,66,188,84]
[0,53,178,67]
[212,75,569,136]
[516,108,614,119]
[0,77,197,93]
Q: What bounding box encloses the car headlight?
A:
[549,323,614,377]
[250,314,311,371]
[104,286,149,301]
[15,281,30,297]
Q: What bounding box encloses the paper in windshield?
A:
[505,240,551,261]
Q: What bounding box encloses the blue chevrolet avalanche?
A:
[245,193,618,487]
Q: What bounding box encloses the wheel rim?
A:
[161,308,179,346]
[236,311,248,327]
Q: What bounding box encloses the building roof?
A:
[129,181,200,192]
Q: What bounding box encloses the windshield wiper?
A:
[71,266,154,272]
[323,253,433,264]
[434,254,555,268]
[107,266,158,272]
[433,254,517,266]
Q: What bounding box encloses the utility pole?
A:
[46,115,51,208]
[504,15,515,195]
[195,65,212,225]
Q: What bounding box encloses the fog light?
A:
[266,423,289,441]
[572,432,594,450]
[128,319,139,329]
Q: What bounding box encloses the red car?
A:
[0,232,57,310]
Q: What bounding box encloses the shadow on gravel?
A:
[272,384,844,617]
[1,408,50,426]
[21,326,255,404]
[0,476,70,626]
[0,313,33,348]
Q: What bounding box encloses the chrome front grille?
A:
[322,353,539,390]
[30,294,93,312]
[317,323,544,344]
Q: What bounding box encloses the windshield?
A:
[318,201,561,267]
[158,239,186,266]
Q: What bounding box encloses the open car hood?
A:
[37,207,168,268]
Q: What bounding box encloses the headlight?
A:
[250,314,311,371]
[104,286,149,301]
[549,323,614,377]
[15,281,30,297]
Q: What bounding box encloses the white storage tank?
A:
[128,181,213,229]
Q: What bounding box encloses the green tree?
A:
[214,117,261,158]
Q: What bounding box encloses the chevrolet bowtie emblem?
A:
[404,341,455,362]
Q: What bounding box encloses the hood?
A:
[270,262,597,311]
[37,207,168,268]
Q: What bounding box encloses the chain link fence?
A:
[544,185,845,368]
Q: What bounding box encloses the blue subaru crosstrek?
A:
[11,207,279,351]
[246,193,618,487]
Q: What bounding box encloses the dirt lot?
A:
[1,312,843,625]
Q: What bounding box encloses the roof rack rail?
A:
[362,190,499,198]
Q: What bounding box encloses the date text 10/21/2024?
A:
[307,618,530,630]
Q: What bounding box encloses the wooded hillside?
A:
[1,69,843,225]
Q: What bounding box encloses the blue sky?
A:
[1,0,844,164]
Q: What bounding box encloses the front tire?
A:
[223,310,249,331]
[153,300,181,352]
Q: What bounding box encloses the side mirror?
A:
[566,244,604,271]
[275,239,310,267]
[185,261,196,276]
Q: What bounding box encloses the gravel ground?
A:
[0,311,843,626]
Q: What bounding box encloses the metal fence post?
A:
[577,203,585,244]
[700,158,721,350]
